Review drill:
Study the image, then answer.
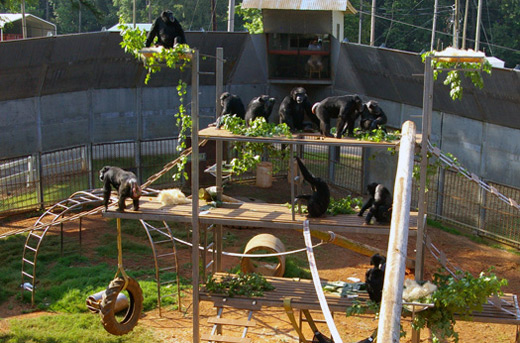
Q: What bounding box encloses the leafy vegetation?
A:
[422,51,493,100]
[219,114,293,175]
[286,195,363,216]
[412,270,507,343]
[205,272,275,297]
[353,127,401,142]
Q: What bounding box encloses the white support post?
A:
[377,120,417,343]
[191,49,200,343]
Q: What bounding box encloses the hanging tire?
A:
[99,277,143,335]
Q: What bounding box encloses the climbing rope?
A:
[427,140,520,211]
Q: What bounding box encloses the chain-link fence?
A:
[1,138,519,248]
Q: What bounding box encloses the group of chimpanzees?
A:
[216,86,387,138]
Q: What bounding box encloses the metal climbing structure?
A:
[139,220,181,315]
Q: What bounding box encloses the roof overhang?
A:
[0,13,56,31]
[242,0,357,14]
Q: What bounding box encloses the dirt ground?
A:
[1,178,519,342]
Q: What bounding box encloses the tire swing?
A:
[99,218,143,335]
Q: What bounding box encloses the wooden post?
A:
[377,120,416,343]
[191,49,200,343]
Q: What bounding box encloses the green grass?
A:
[0,216,191,342]
[0,313,159,343]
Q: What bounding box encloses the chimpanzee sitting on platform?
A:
[360,100,388,132]
[145,10,187,48]
[358,182,392,225]
[99,166,142,212]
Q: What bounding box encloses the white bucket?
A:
[256,162,273,188]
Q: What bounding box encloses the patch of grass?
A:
[0,313,158,343]
[427,218,461,235]
[283,256,311,279]
[94,233,152,258]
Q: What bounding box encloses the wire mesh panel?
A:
[40,146,90,206]
[0,155,42,212]
[333,145,363,194]
[140,138,184,188]
[482,182,520,246]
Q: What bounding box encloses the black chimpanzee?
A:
[358,182,393,225]
[360,100,388,132]
[244,95,276,126]
[311,94,363,138]
[295,157,330,218]
[278,87,318,131]
[216,92,246,128]
[99,166,142,212]
[365,253,386,303]
[145,10,187,48]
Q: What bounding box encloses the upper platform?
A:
[103,195,418,235]
[198,127,421,147]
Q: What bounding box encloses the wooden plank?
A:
[207,317,257,327]
[198,127,402,148]
[201,334,252,343]
[103,197,418,235]
[201,273,520,325]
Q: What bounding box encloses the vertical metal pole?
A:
[377,121,416,343]
[358,0,363,44]
[36,153,44,210]
[21,0,27,38]
[191,49,200,343]
[453,0,460,48]
[461,0,470,49]
[290,144,295,221]
[370,0,376,46]
[416,56,433,282]
[215,47,224,272]
[430,0,439,50]
[216,48,224,128]
[475,0,483,51]
[227,0,235,32]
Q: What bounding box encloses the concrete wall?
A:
[1,32,520,189]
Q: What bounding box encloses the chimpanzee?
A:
[145,10,187,48]
[358,182,392,225]
[244,95,276,126]
[99,166,142,212]
[278,87,318,131]
[216,92,246,128]
[311,94,363,138]
[360,100,388,132]
[295,157,330,218]
[365,253,386,303]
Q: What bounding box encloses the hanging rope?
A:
[427,140,520,211]
[140,220,326,258]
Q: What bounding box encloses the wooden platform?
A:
[198,127,422,147]
[201,273,520,325]
[103,196,418,235]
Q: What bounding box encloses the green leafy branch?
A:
[235,5,263,34]
[421,51,492,100]
[286,195,363,216]
[353,127,401,142]
[205,272,275,297]
[412,269,507,343]
[219,114,293,175]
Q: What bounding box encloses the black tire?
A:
[99,277,143,335]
